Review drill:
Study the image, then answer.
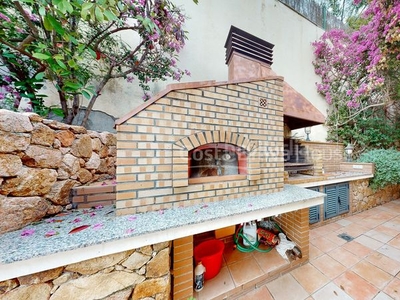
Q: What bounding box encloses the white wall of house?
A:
[44,0,329,141]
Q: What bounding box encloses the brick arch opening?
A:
[172,130,260,187]
[188,143,248,178]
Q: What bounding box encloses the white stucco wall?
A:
[45,0,330,141]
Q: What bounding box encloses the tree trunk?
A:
[58,87,73,124]
[80,77,110,128]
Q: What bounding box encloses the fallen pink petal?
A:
[72,218,82,223]
[101,182,107,186]
[92,223,103,230]
[127,215,137,221]
[45,230,58,237]
[21,229,35,237]
[125,228,135,234]
[95,205,103,210]
[46,218,56,223]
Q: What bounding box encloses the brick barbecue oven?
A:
[115,26,326,299]
[115,26,325,215]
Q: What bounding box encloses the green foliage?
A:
[0,92,17,111]
[327,112,400,157]
[313,0,400,156]
[358,149,400,190]
[0,0,192,126]
[318,0,368,23]
[0,45,48,115]
[347,14,368,29]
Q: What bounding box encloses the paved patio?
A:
[235,199,400,300]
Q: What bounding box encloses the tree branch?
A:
[338,102,387,126]
[86,22,116,51]
[116,40,146,67]
[18,35,36,51]
[92,25,141,51]
[80,68,113,127]
[13,1,39,38]
[0,37,46,70]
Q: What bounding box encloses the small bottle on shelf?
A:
[194,261,206,292]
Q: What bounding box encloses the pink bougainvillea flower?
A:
[95,205,103,210]
[21,229,35,237]
[72,218,82,223]
[90,212,96,217]
[0,13,11,22]
[45,230,58,237]
[248,203,253,207]
[159,210,164,215]
[46,218,56,223]
[92,223,103,230]
[101,182,107,186]
[127,215,137,221]
[201,204,208,209]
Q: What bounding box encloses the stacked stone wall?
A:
[351,179,400,213]
[0,110,116,234]
[0,242,171,300]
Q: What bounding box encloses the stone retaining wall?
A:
[0,242,171,300]
[351,179,400,213]
[0,110,116,234]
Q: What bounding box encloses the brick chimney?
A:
[225,26,275,81]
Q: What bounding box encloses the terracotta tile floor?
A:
[195,199,400,299]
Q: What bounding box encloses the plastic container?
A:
[242,221,257,246]
[194,239,225,280]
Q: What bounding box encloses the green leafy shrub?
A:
[327,113,400,159]
[358,149,400,190]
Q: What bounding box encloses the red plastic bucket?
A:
[194,239,225,280]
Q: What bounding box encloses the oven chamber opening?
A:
[188,143,248,179]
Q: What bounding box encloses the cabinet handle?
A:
[338,196,341,205]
